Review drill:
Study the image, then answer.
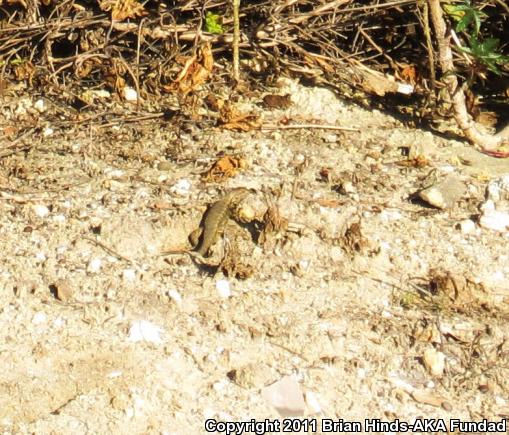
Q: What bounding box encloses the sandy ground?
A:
[1,79,508,434]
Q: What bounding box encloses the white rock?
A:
[32,312,47,324]
[53,317,64,327]
[261,375,306,418]
[123,87,138,101]
[122,268,136,282]
[479,209,509,232]
[170,178,192,196]
[53,214,66,223]
[87,257,102,273]
[322,133,338,143]
[167,289,182,305]
[104,168,124,178]
[157,174,169,183]
[397,83,414,95]
[339,181,356,195]
[35,252,46,262]
[216,280,231,298]
[33,99,46,113]
[128,320,163,344]
[305,391,322,414]
[480,199,495,211]
[380,210,402,221]
[33,204,50,217]
[423,348,446,377]
[458,219,475,234]
[43,127,54,137]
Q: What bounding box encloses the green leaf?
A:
[205,11,224,34]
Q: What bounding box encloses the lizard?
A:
[159,187,253,263]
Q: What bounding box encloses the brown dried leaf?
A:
[169,43,214,95]
[400,64,417,85]
[99,0,147,21]
[201,155,247,183]
[13,61,35,83]
[218,103,261,131]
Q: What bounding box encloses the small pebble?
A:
[128,320,163,344]
[305,391,322,414]
[34,99,46,113]
[52,279,73,302]
[479,209,509,232]
[457,219,475,234]
[423,348,446,377]
[32,312,47,324]
[122,268,136,282]
[33,204,50,218]
[170,179,192,196]
[216,280,231,298]
[88,257,102,273]
[123,87,137,101]
[167,289,183,305]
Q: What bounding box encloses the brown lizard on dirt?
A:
[160,187,253,262]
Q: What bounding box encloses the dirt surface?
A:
[1,79,509,434]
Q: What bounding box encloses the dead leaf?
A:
[201,155,247,183]
[400,64,417,85]
[218,103,261,131]
[168,43,214,95]
[99,0,147,21]
[13,61,35,83]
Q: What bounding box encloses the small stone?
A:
[417,174,465,209]
[33,204,50,218]
[32,312,47,324]
[87,257,102,273]
[216,280,231,298]
[479,209,509,232]
[167,289,183,306]
[33,99,46,113]
[322,133,338,143]
[35,252,47,263]
[305,391,322,414]
[480,199,495,212]
[52,279,73,302]
[419,187,445,209]
[423,348,446,377]
[123,87,137,101]
[128,320,163,344]
[339,181,356,195]
[122,268,136,282]
[261,376,306,418]
[43,127,54,137]
[457,219,476,234]
[170,179,192,196]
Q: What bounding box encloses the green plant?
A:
[444,0,509,74]
[204,11,224,34]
